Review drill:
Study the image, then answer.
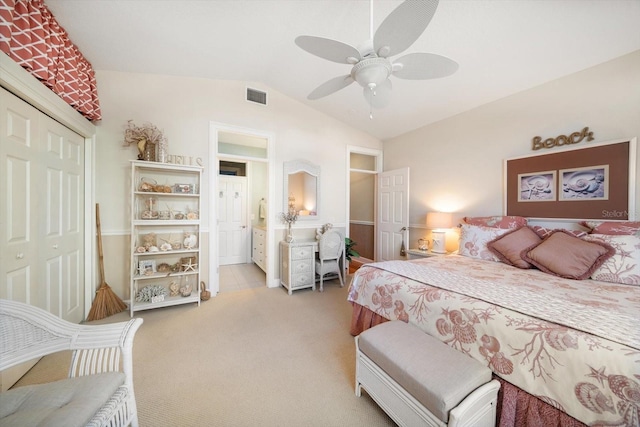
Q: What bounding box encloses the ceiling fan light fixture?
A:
[352,58,392,88]
[295,0,456,113]
[377,46,391,58]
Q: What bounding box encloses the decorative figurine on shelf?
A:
[181,258,197,272]
[180,275,193,297]
[169,280,180,297]
[183,232,197,249]
[142,233,157,250]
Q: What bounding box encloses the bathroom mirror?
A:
[283,159,320,220]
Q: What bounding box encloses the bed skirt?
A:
[349,302,585,427]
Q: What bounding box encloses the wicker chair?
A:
[0,299,143,427]
[315,229,345,292]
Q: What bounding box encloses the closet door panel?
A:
[1,88,40,305]
[1,87,85,322]
[39,115,84,323]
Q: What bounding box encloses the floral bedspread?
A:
[347,255,640,426]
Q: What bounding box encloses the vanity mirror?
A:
[283,159,320,220]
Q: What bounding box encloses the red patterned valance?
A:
[0,0,101,121]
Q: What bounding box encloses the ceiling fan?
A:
[295,0,458,116]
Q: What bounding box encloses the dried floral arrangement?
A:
[278,211,298,226]
[124,120,168,160]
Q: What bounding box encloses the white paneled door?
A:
[0,87,85,323]
[376,168,409,261]
[218,175,248,265]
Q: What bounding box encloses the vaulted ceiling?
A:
[46,0,640,141]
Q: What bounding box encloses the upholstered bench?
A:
[355,320,500,427]
[0,299,143,427]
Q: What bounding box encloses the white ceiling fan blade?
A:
[308,75,355,100]
[374,0,439,58]
[392,53,458,80]
[295,35,361,64]
[363,79,392,109]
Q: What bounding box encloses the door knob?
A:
[53,244,59,249]
[16,253,24,259]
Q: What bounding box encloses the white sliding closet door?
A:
[0,86,85,323]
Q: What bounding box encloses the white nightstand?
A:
[406,249,447,260]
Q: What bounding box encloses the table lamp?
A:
[426,212,452,254]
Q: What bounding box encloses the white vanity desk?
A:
[279,239,318,295]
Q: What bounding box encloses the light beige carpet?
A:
[13,280,395,427]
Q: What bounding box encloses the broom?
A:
[87,203,127,321]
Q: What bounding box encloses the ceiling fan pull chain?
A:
[369,86,374,120]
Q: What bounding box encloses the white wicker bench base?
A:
[355,321,500,427]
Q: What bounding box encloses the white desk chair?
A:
[315,229,345,292]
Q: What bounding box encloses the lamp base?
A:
[431,230,447,254]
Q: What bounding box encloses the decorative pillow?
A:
[581,221,640,236]
[463,216,527,229]
[584,234,640,285]
[487,226,541,269]
[459,224,510,262]
[531,225,588,239]
[521,230,615,280]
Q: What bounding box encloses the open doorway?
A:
[346,146,382,270]
[210,123,273,295]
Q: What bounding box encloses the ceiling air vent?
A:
[246,88,267,106]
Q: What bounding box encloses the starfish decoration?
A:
[585,365,608,387]
[181,259,197,272]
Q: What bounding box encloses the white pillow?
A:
[458,224,510,262]
[584,234,640,285]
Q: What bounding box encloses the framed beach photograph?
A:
[504,138,636,220]
[518,171,556,202]
[560,165,608,201]
[138,260,156,275]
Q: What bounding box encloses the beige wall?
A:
[93,71,381,298]
[384,50,640,251]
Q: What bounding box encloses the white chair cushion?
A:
[0,372,125,427]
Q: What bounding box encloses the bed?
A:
[348,221,640,427]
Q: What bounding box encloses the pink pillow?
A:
[521,230,615,280]
[581,221,640,236]
[463,216,527,229]
[531,225,587,239]
[584,234,640,285]
[487,226,542,269]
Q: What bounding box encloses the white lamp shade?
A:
[426,212,452,230]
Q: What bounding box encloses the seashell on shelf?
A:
[157,263,171,273]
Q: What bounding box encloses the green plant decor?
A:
[345,237,360,262]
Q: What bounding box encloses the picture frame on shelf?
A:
[138,260,156,275]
